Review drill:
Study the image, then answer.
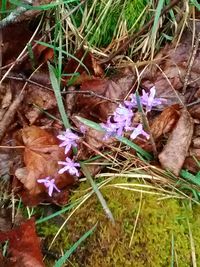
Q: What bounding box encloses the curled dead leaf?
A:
[158,109,194,175]
[150,104,180,140]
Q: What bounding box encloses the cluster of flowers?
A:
[101,86,164,140]
[38,86,165,196]
[37,128,80,196]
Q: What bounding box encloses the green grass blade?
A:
[180,170,200,186]
[75,116,153,160]
[151,0,165,58]
[36,200,81,224]
[48,63,70,129]
[37,41,90,75]
[81,163,115,224]
[54,223,97,267]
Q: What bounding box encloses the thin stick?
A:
[182,32,200,95]
[0,146,25,149]
[0,90,25,142]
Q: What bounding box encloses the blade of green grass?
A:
[151,0,165,58]
[75,116,153,160]
[38,41,90,75]
[80,162,115,224]
[180,170,200,186]
[36,199,81,224]
[48,62,70,129]
[54,223,97,267]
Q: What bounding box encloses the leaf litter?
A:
[0,4,200,266]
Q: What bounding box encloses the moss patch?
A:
[38,179,200,266]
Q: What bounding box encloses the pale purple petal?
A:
[141,86,166,112]
[37,177,60,197]
[57,129,79,154]
[124,94,137,109]
[48,185,54,197]
[58,166,69,174]
[130,124,149,140]
[58,157,80,176]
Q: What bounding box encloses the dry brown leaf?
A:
[141,23,200,105]
[23,85,57,124]
[150,104,180,140]
[0,218,45,267]
[63,48,104,85]
[189,104,200,120]
[192,137,200,148]
[158,109,194,175]
[75,73,135,122]
[15,126,75,201]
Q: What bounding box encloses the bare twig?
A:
[0,90,25,142]
[2,73,119,103]
[0,7,27,29]
[182,32,200,95]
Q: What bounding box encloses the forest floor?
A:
[0,1,200,266]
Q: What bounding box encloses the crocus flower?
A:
[58,157,80,176]
[141,86,164,113]
[130,123,149,140]
[37,176,60,197]
[57,129,79,154]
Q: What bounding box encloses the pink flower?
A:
[58,157,80,176]
[57,129,79,154]
[130,124,149,140]
[37,176,60,197]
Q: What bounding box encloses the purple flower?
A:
[124,94,137,109]
[101,117,125,139]
[37,176,60,197]
[57,129,79,154]
[113,105,134,131]
[58,157,80,176]
[141,86,164,113]
[113,105,133,124]
[130,124,150,140]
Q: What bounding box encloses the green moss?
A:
[38,179,200,266]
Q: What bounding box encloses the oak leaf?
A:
[15,126,75,201]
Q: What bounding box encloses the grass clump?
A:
[38,178,200,266]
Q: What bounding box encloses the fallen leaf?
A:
[189,104,200,120]
[150,104,180,140]
[192,137,200,148]
[158,109,194,175]
[141,22,200,105]
[23,85,57,124]
[63,48,104,85]
[0,218,45,267]
[75,73,135,122]
[15,126,75,203]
